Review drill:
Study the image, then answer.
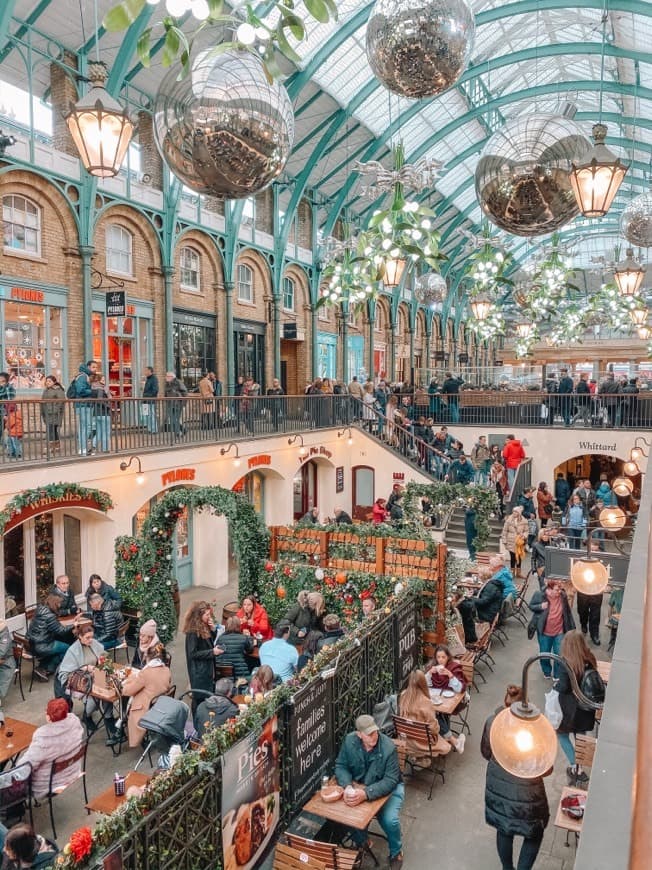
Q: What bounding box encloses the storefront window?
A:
[4,525,24,617]
[173,320,216,389]
[233,471,265,518]
[3,300,64,390]
[234,329,265,387]
[92,311,151,397]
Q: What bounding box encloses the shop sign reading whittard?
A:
[288,678,334,806]
[394,606,418,688]
[221,715,280,870]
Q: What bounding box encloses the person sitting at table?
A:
[216,616,254,679]
[249,664,276,696]
[132,619,160,669]
[487,555,519,601]
[47,574,78,616]
[398,670,452,764]
[334,507,353,525]
[83,594,122,650]
[194,677,240,737]
[56,622,120,742]
[84,573,122,609]
[120,642,172,749]
[452,568,504,645]
[296,630,324,671]
[235,596,272,641]
[334,714,404,869]
[425,645,466,754]
[0,619,14,724]
[1,823,59,868]
[183,601,225,711]
[278,590,325,645]
[259,624,298,682]
[26,595,73,680]
[20,698,84,800]
[316,614,345,651]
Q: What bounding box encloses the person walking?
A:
[491,460,508,519]
[598,372,621,427]
[563,494,586,550]
[529,579,575,679]
[517,486,537,549]
[501,507,529,577]
[164,371,188,438]
[71,361,98,455]
[183,601,224,711]
[482,685,551,870]
[40,375,65,455]
[471,435,492,485]
[198,371,216,431]
[441,372,462,423]
[142,366,159,433]
[554,472,571,513]
[266,378,285,429]
[536,481,554,527]
[90,374,112,453]
[502,435,525,491]
[573,372,592,426]
[557,367,574,427]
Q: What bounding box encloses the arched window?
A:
[283,276,295,312]
[2,195,41,254]
[180,246,200,291]
[106,224,133,276]
[237,263,253,302]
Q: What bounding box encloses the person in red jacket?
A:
[236,596,272,640]
[372,497,389,524]
[502,434,526,491]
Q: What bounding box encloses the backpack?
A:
[579,667,605,710]
[373,693,398,735]
[66,379,77,399]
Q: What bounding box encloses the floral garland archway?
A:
[115,486,270,643]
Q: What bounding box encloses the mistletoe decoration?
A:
[104,0,338,81]
[468,305,506,342]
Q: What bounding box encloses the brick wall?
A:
[138,112,163,189]
[50,53,78,157]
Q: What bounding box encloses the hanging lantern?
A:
[489,704,558,779]
[599,506,626,530]
[470,294,494,322]
[570,557,610,595]
[637,325,652,340]
[612,476,634,497]
[614,249,645,297]
[514,319,535,340]
[569,123,629,218]
[629,307,648,327]
[65,61,134,178]
[383,257,407,288]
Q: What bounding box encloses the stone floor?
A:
[5,577,611,868]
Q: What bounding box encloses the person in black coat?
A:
[194,677,240,736]
[333,508,353,525]
[217,616,254,678]
[84,574,122,609]
[455,575,504,644]
[47,575,78,616]
[183,601,224,712]
[26,595,73,678]
[556,630,599,785]
[83,594,123,649]
[517,487,537,548]
[482,685,551,870]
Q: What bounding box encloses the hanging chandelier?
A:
[65,61,133,178]
[614,248,645,297]
[469,294,494,322]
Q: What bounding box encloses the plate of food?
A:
[222,791,279,870]
[320,785,343,803]
[442,689,456,698]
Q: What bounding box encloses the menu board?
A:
[394,606,419,688]
[288,678,334,807]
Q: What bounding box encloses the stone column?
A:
[137,111,163,188]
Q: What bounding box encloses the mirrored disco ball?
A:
[153,46,294,198]
[366,0,475,98]
[475,113,592,237]
[621,190,652,247]
[414,271,447,306]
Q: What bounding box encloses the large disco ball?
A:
[621,190,652,247]
[415,271,447,306]
[366,0,475,98]
[153,46,294,198]
[475,113,592,237]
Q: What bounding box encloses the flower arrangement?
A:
[56,826,93,866]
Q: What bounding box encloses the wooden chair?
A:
[450,660,473,736]
[273,843,326,870]
[0,761,33,826]
[574,734,597,788]
[284,833,363,870]
[392,736,408,773]
[111,619,131,663]
[392,715,447,800]
[45,740,89,839]
[12,637,26,702]
[215,663,235,679]
[12,632,38,694]
[24,605,37,632]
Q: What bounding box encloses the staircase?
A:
[445,507,503,554]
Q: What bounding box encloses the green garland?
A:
[0,483,113,534]
[115,486,270,643]
[403,481,498,552]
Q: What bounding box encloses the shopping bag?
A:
[544,688,563,729]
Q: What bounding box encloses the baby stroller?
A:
[134,696,193,771]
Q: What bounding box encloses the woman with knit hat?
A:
[132,619,160,669]
[20,699,84,798]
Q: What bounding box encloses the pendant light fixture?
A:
[470,294,494,322]
[66,1,134,178]
[614,248,645,297]
[569,7,629,217]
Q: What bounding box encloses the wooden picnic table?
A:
[303,782,391,832]
[86,771,151,815]
[596,660,611,684]
[429,689,465,716]
[0,718,36,767]
[554,786,585,837]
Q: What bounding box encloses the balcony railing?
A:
[0,390,649,470]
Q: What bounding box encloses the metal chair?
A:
[0,761,33,826]
[44,740,89,839]
[12,632,38,694]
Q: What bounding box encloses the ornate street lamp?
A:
[569,122,628,218]
[65,62,134,178]
[614,249,645,298]
[470,293,494,322]
[383,257,407,288]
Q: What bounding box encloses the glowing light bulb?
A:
[236,23,257,45]
[136,473,146,486]
[191,0,210,19]
[515,728,534,753]
[298,446,307,457]
[166,0,190,16]
[234,457,241,468]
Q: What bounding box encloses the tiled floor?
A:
[6,578,610,867]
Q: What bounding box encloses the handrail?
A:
[629,511,652,868]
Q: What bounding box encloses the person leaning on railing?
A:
[40,374,65,455]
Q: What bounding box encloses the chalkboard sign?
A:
[288,678,334,808]
[335,466,344,493]
[394,606,419,688]
[106,291,126,317]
